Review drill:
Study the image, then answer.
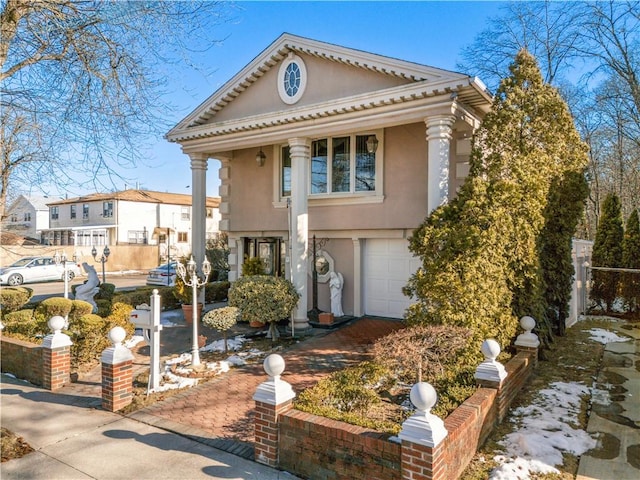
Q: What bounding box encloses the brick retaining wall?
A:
[272,348,537,480]
[1,336,43,386]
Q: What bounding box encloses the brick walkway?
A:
[60,317,402,459]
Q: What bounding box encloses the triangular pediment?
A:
[167,33,486,142]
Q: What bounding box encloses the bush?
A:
[371,325,478,385]
[228,275,298,324]
[96,282,116,301]
[69,300,95,323]
[104,302,135,337]
[0,287,33,314]
[205,281,230,303]
[242,257,265,276]
[2,309,48,340]
[68,314,108,367]
[295,362,402,434]
[36,297,73,319]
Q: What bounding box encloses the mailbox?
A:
[129,306,152,329]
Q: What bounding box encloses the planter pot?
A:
[182,303,204,324]
[249,319,266,328]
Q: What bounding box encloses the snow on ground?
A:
[489,325,631,479]
[149,335,267,393]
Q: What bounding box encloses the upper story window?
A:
[177,231,188,243]
[24,212,31,221]
[206,208,213,218]
[51,206,59,220]
[82,204,89,220]
[278,131,382,204]
[181,206,190,221]
[103,201,113,218]
[70,205,76,219]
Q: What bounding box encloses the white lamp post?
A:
[91,245,110,283]
[176,255,211,366]
[53,251,78,299]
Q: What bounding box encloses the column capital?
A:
[189,153,209,170]
[425,115,456,141]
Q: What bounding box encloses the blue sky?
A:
[132,1,507,197]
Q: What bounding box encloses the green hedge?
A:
[0,287,33,314]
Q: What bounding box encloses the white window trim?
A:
[272,130,384,208]
[277,53,307,105]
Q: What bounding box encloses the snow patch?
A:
[586,328,631,345]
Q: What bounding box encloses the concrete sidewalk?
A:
[0,374,298,480]
[577,319,640,480]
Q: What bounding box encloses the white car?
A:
[146,262,178,287]
[0,256,82,286]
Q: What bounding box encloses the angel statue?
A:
[329,271,344,317]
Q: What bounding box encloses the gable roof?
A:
[47,189,221,208]
[7,195,57,212]
[166,33,492,146]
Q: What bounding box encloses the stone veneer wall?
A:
[1,336,43,386]
[276,349,537,480]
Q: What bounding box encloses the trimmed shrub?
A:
[69,300,94,323]
[104,302,135,337]
[68,314,108,367]
[228,275,298,324]
[0,287,33,314]
[242,256,266,276]
[96,282,116,301]
[205,281,230,303]
[202,306,238,353]
[36,297,73,319]
[96,299,111,318]
[2,309,48,340]
[295,362,402,434]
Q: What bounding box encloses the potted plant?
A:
[228,275,299,338]
[202,306,238,353]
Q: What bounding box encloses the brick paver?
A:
[60,317,403,458]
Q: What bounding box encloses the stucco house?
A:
[42,189,221,262]
[1,195,54,241]
[167,33,492,329]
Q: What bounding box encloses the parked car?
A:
[146,262,178,287]
[0,256,82,286]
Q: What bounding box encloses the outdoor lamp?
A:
[176,255,212,367]
[366,135,379,154]
[256,148,266,167]
[92,245,111,283]
[53,250,70,300]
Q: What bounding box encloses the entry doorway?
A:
[243,237,285,277]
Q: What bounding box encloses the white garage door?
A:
[364,239,420,319]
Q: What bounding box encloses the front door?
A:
[244,237,285,277]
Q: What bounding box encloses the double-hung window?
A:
[82,204,89,220]
[51,207,59,220]
[103,201,114,218]
[70,205,76,219]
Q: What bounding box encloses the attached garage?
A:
[364,239,420,319]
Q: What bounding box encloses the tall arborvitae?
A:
[622,209,640,315]
[590,193,624,311]
[405,49,589,347]
[540,170,589,336]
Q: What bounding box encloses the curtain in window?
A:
[355,135,375,191]
[332,136,350,192]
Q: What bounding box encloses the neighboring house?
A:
[42,189,221,261]
[166,33,492,328]
[1,195,54,241]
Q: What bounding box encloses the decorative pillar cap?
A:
[515,316,540,348]
[398,382,448,447]
[101,327,134,364]
[475,339,507,383]
[42,316,72,349]
[253,354,295,405]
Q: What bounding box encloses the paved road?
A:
[27,273,149,302]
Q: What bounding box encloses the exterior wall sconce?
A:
[366,135,379,154]
[256,148,266,167]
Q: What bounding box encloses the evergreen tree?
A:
[622,209,640,315]
[590,193,624,311]
[405,49,588,347]
[540,171,589,336]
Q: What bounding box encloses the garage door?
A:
[364,239,420,319]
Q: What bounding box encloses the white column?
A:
[425,115,455,213]
[352,238,362,317]
[288,137,311,331]
[189,154,208,269]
